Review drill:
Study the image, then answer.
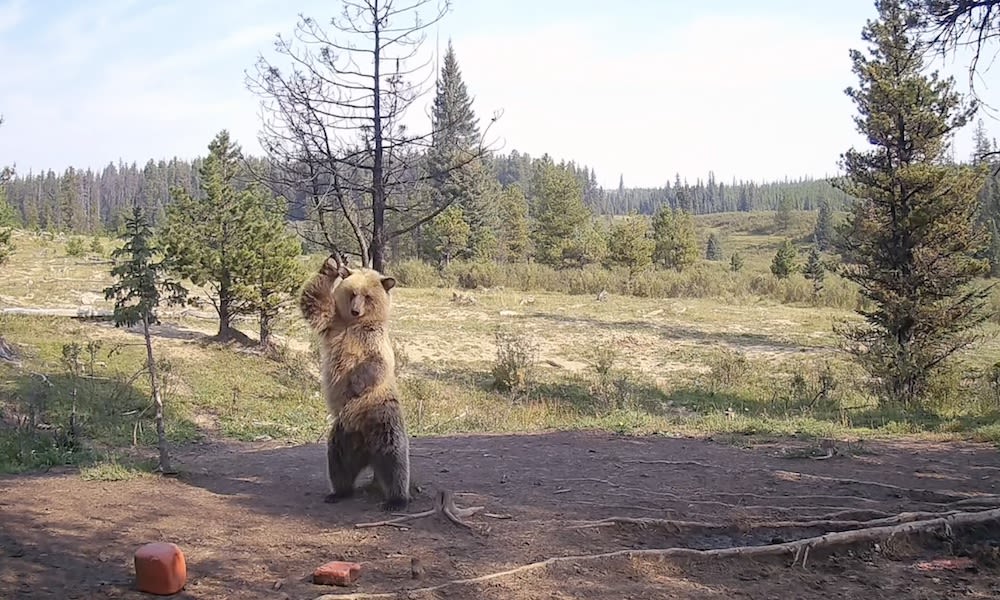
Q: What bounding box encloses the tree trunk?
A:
[259,309,272,350]
[370,12,386,273]
[142,315,171,473]
[217,288,235,340]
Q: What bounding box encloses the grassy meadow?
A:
[2,210,1000,475]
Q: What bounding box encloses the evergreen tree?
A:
[606,215,654,275]
[103,205,188,473]
[771,239,798,279]
[561,219,608,269]
[803,246,826,297]
[971,119,1000,277]
[460,161,502,261]
[0,182,14,267]
[814,199,835,251]
[0,115,14,268]
[426,204,470,267]
[497,184,530,262]
[705,232,724,261]
[834,0,993,408]
[430,40,481,166]
[236,193,306,349]
[651,207,699,271]
[427,40,492,256]
[160,130,259,341]
[774,195,794,231]
[529,157,590,266]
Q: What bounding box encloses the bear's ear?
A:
[380,276,396,292]
[338,265,352,280]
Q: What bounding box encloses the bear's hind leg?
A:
[371,425,410,512]
[325,424,368,504]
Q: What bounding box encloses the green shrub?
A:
[65,237,85,257]
[491,327,538,393]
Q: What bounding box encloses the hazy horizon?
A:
[1,0,997,190]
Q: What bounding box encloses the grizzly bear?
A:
[299,256,409,510]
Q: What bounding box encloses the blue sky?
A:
[0,0,997,188]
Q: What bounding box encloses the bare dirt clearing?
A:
[2,431,1000,599]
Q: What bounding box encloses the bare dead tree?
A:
[909,1,1000,107]
[246,0,501,272]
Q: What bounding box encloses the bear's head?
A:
[333,265,396,324]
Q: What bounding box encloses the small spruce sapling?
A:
[103,205,188,473]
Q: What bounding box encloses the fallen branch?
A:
[314,508,1000,600]
[354,490,484,530]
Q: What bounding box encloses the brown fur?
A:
[299,259,397,416]
[299,259,409,510]
[325,386,410,510]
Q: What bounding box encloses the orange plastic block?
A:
[313,561,362,586]
[134,542,187,595]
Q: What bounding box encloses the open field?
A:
[2,220,1000,598]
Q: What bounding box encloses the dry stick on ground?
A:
[313,508,1000,600]
[354,490,484,530]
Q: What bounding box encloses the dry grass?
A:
[1,227,999,473]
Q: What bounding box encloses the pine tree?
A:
[834,0,993,408]
[427,40,492,252]
[803,246,826,296]
[0,182,14,267]
[814,199,835,251]
[160,130,258,342]
[430,40,480,167]
[705,232,724,261]
[561,219,608,269]
[459,161,502,261]
[607,215,654,275]
[497,184,530,262]
[426,204,470,268]
[103,205,188,473]
[774,196,794,231]
[771,239,798,279]
[235,193,306,349]
[651,207,699,271]
[971,119,1000,277]
[530,157,590,266]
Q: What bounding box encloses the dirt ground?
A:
[2,431,1000,600]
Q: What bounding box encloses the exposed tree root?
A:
[772,470,999,503]
[568,509,963,533]
[625,460,1000,504]
[314,508,1000,600]
[354,490,484,530]
[595,489,881,516]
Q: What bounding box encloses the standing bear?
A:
[299,255,410,511]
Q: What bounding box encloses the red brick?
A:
[313,561,362,586]
[134,542,187,595]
